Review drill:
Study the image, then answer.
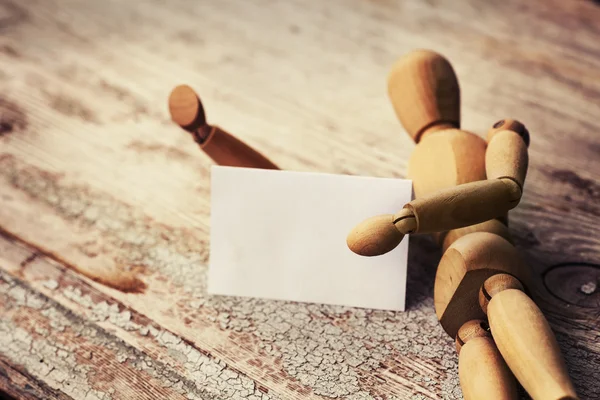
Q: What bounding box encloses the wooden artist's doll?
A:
[168,50,578,400]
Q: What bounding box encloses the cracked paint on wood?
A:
[1,184,599,399]
[0,271,271,400]
[1,275,176,400]
[0,157,464,398]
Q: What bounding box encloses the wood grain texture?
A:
[387,49,460,142]
[0,0,599,399]
[485,130,529,189]
[407,129,488,199]
[406,179,520,234]
[435,233,529,336]
[486,288,578,400]
[457,327,518,400]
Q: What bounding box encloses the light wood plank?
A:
[1,0,599,398]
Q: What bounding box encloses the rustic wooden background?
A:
[1,0,599,399]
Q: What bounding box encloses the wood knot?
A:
[543,263,600,308]
[0,98,28,137]
[580,281,597,295]
[0,121,13,136]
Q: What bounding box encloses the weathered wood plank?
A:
[1,0,599,399]
[0,207,458,399]
[0,259,271,400]
[0,273,195,399]
[1,158,599,398]
[0,355,71,400]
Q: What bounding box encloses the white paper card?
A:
[208,166,412,311]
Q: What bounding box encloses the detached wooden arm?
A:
[168,85,278,170]
[198,126,279,169]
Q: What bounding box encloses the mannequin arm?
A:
[347,123,529,257]
[346,178,521,256]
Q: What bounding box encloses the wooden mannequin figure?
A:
[167,52,578,399]
[346,50,578,400]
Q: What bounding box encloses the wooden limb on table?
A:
[168,85,278,170]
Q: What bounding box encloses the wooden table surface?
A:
[1,0,600,399]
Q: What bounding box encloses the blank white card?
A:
[208,166,412,311]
